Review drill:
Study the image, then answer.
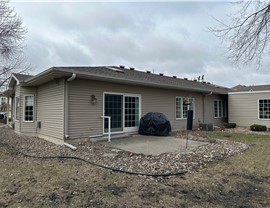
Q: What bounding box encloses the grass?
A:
[0,131,270,207]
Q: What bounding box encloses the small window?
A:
[15,97,20,121]
[214,100,226,118]
[24,95,34,122]
[1,97,7,105]
[259,99,270,119]
[176,97,195,119]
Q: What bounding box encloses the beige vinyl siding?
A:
[68,79,104,139]
[229,92,270,127]
[204,94,227,126]
[36,79,65,140]
[14,85,20,133]
[68,78,226,139]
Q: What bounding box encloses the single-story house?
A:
[3,66,228,144]
[229,84,270,127]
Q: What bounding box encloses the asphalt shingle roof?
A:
[52,66,229,94]
[230,84,270,92]
[13,73,34,82]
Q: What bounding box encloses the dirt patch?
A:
[105,184,127,196]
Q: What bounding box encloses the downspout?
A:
[35,87,38,137]
[64,73,76,141]
[67,73,76,82]
[202,91,212,123]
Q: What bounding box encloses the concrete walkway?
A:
[100,135,205,155]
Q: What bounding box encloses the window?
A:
[1,97,7,106]
[259,99,270,119]
[176,97,195,119]
[15,97,20,121]
[214,100,226,118]
[24,95,34,122]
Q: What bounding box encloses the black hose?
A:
[0,142,187,177]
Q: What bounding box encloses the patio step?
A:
[89,133,136,142]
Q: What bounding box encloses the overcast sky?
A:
[9,1,270,88]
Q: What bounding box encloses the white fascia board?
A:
[228,91,270,95]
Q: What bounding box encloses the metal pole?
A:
[187,100,190,148]
[186,130,189,149]
[108,116,111,142]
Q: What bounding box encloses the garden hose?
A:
[0,141,187,177]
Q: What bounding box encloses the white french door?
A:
[104,93,141,133]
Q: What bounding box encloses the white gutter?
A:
[228,90,270,95]
[64,73,77,141]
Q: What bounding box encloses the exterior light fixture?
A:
[90,94,97,105]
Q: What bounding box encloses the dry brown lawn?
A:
[0,129,270,208]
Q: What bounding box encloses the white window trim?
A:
[23,95,34,123]
[102,92,142,135]
[214,100,227,118]
[175,96,195,120]
[1,97,7,103]
[258,99,270,120]
[15,96,20,122]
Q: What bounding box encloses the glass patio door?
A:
[104,94,123,133]
[124,96,140,132]
[104,93,140,133]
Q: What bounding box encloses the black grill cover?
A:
[139,112,171,136]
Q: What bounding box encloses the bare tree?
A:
[0,0,29,91]
[210,1,270,67]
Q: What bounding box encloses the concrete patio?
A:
[100,134,206,155]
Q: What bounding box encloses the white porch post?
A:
[6,96,10,125]
[101,115,111,142]
[10,97,14,126]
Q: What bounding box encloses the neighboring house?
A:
[3,66,228,144]
[229,85,270,127]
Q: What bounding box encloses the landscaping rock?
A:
[0,126,249,176]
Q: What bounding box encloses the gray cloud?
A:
[9,1,270,87]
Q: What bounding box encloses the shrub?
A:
[250,124,267,132]
[224,123,237,128]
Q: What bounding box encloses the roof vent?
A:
[146,71,151,74]
[119,65,125,69]
[129,67,135,70]
[207,82,211,84]
[193,79,197,82]
[159,73,164,76]
[184,78,188,80]
[172,75,177,78]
